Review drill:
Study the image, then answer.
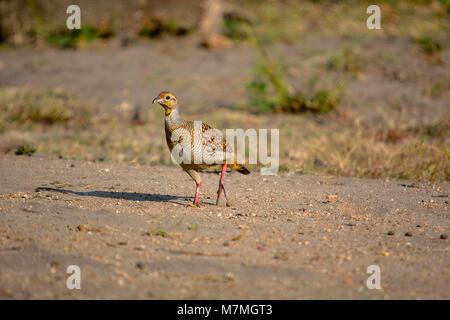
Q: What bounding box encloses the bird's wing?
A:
[201,122,234,164]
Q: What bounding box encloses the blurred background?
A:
[0,0,448,180]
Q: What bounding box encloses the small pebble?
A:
[77,224,89,232]
[405,232,412,237]
[136,262,144,269]
[273,252,288,261]
[224,272,234,281]
[440,234,447,240]
[387,230,395,236]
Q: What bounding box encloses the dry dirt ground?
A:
[0,154,448,299]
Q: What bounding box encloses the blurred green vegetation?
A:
[245,69,342,114]
[242,26,343,114]
[414,36,444,55]
[46,26,112,48]
[0,0,448,47]
[222,12,250,41]
[139,20,189,38]
[15,144,37,155]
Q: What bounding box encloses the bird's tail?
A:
[229,163,250,175]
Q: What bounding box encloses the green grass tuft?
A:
[15,144,37,155]
[154,231,169,238]
[46,26,112,48]
[242,25,343,114]
[414,36,443,55]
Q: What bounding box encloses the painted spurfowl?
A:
[152,91,250,207]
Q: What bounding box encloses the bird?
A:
[152,91,250,207]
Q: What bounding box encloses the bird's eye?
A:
[165,96,170,100]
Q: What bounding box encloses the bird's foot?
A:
[215,200,232,207]
[187,201,202,208]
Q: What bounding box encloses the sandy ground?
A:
[0,154,448,299]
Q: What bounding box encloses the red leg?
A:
[193,182,201,205]
[216,164,227,205]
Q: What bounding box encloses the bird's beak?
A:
[152,97,160,104]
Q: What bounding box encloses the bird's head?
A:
[152,92,178,115]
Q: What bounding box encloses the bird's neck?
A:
[165,107,183,129]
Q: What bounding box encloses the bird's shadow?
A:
[36,187,190,205]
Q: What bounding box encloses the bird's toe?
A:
[187,202,202,208]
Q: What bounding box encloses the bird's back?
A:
[164,111,233,170]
